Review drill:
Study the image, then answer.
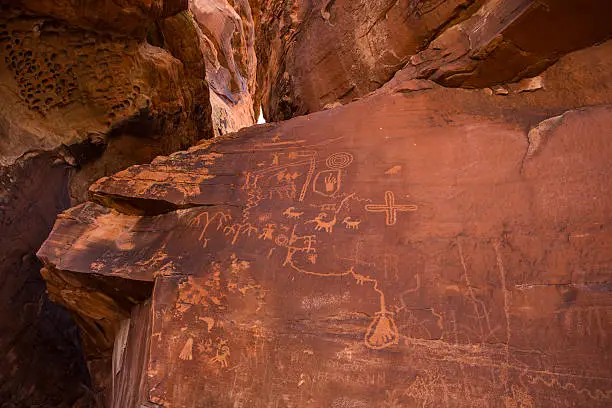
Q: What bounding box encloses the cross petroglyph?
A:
[365,191,417,226]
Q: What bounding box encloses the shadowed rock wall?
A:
[251,0,612,121]
[0,0,214,405]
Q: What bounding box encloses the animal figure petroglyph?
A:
[353,272,370,285]
[210,341,230,368]
[283,206,304,219]
[306,212,337,233]
[342,217,361,230]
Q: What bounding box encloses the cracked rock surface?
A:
[1,0,611,406]
[38,39,612,407]
[251,0,612,121]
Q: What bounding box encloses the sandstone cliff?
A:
[40,37,612,407]
[251,0,612,121]
[1,0,611,407]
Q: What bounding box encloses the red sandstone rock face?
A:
[405,0,612,88]
[39,41,612,407]
[252,0,479,121]
[251,0,612,121]
[191,0,257,136]
[14,0,188,37]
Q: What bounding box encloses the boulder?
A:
[0,1,216,405]
[38,40,612,407]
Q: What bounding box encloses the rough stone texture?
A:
[190,0,257,136]
[0,0,213,405]
[406,0,612,88]
[39,41,612,407]
[252,0,480,121]
[0,153,91,407]
[251,0,612,122]
[13,0,188,37]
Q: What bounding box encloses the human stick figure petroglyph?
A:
[365,191,418,226]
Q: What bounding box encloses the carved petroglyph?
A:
[224,223,260,245]
[192,146,405,351]
[243,191,263,220]
[503,384,534,408]
[259,223,277,241]
[305,212,337,233]
[326,152,354,169]
[243,172,263,190]
[189,211,232,248]
[560,306,609,339]
[242,224,259,238]
[365,311,399,349]
[282,226,317,267]
[242,150,318,203]
[198,317,215,332]
[365,191,418,226]
[276,169,302,182]
[313,169,342,197]
[524,374,612,401]
[385,165,402,175]
[283,207,304,219]
[210,340,230,368]
[310,152,353,197]
[283,238,398,350]
[494,240,512,395]
[179,337,194,361]
[342,217,361,230]
[456,238,497,344]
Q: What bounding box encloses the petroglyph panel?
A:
[38,93,612,407]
